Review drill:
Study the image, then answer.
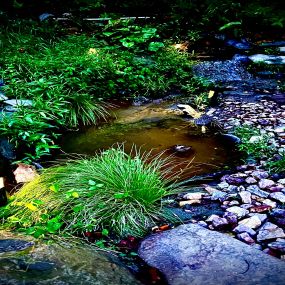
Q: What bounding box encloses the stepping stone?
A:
[139,224,285,285]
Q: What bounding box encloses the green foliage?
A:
[234,126,276,159]
[1,146,183,238]
[267,155,285,173]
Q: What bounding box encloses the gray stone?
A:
[268,240,285,253]
[259,179,275,189]
[263,199,277,208]
[0,235,141,285]
[237,232,255,245]
[217,182,229,190]
[248,213,267,223]
[251,171,269,180]
[183,192,204,200]
[269,192,285,203]
[247,185,269,198]
[239,216,262,229]
[239,191,252,204]
[139,224,285,285]
[245,177,257,184]
[233,224,256,236]
[226,206,249,218]
[257,222,285,242]
[210,190,228,201]
[211,217,229,230]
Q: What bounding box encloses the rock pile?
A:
[178,166,285,258]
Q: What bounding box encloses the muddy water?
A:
[60,103,237,177]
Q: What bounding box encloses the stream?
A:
[60,102,238,178]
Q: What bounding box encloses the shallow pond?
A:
[60,102,238,178]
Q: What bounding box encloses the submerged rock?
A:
[138,224,285,285]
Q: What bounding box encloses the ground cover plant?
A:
[234,125,276,160]
[0,146,183,238]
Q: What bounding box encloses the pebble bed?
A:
[177,96,285,259]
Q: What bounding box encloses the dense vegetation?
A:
[1,0,284,242]
[0,147,182,238]
[0,20,207,162]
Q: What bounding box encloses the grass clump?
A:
[1,146,182,238]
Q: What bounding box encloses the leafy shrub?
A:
[234,126,276,159]
[1,146,182,238]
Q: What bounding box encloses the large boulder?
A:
[0,232,141,285]
[138,224,285,285]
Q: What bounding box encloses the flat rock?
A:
[139,224,285,285]
[226,206,249,218]
[268,240,285,253]
[259,179,275,190]
[0,234,141,285]
[239,191,252,204]
[233,224,256,236]
[247,185,269,198]
[257,222,285,242]
[269,192,285,203]
[239,216,261,229]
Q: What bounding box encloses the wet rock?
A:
[249,54,285,65]
[233,224,256,236]
[0,239,34,253]
[269,192,285,203]
[0,236,141,285]
[211,217,229,230]
[138,224,285,285]
[170,145,194,157]
[183,192,204,200]
[246,185,269,198]
[268,240,285,253]
[226,39,252,50]
[210,190,228,201]
[237,232,255,245]
[239,191,252,204]
[258,179,275,190]
[226,206,249,218]
[239,216,261,229]
[179,200,201,206]
[257,222,285,242]
[217,181,229,190]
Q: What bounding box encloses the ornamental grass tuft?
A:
[1,146,183,238]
